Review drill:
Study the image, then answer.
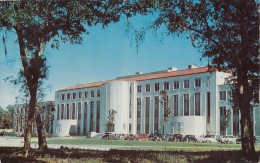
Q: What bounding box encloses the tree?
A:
[0,105,14,129]
[220,109,231,136]
[131,0,259,158]
[39,102,55,135]
[0,0,128,154]
[159,90,171,134]
[106,109,117,132]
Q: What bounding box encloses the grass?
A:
[46,136,260,151]
[1,136,259,162]
[0,147,259,163]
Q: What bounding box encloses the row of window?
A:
[135,92,201,117]
[60,90,100,101]
[137,78,202,93]
[57,101,101,133]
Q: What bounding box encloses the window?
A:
[66,104,70,119]
[145,84,150,92]
[61,94,65,100]
[57,105,60,120]
[78,103,81,120]
[129,123,132,133]
[61,104,64,119]
[137,85,142,93]
[155,83,160,92]
[72,93,76,99]
[77,103,81,134]
[173,95,179,116]
[78,92,82,99]
[129,100,132,118]
[130,84,132,94]
[96,101,100,132]
[91,90,95,97]
[220,106,226,116]
[194,78,201,87]
[184,94,189,116]
[90,101,94,132]
[67,93,70,100]
[145,97,150,134]
[97,90,100,97]
[72,103,76,119]
[174,81,179,89]
[137,98,141,134]
[195,93,201,116]
[206,92,210,123]
[219,91,226,100]
[233,109,239,136]
[184,80,189,89]
[164,82,169,90]
[220,106,227,135]
[83,102,87,134]
[154,96,159,133]
[84,91,88,98]
[207,76,210,86]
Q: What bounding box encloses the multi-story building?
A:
[13,101,54,135]
[53,65,260,137]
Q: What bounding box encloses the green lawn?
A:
[46,136,260,151]
[1,147,259,163]
[0,137,259,162]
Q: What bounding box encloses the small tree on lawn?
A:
[106,109,117,133]
[159,90,171,134]
[220,110,231,136]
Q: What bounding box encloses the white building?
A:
[53,65,260,137]
[13,101,54,135]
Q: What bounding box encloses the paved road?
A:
[0,136,113,151]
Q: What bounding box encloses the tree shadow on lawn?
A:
[0,147,259,163]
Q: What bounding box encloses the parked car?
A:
[235,136,242,144]
[148,134,162,141]
[254,136,258,145]
[124,134,137,140]
[137,134,149,141]
[101,133,118,140]
[182,135,198,142]
[222,135,236,144]
[203,135,221,143]
[118,134,126,140]
[15,132,24,137]
[171,134,183,142]
[235,136,258,145]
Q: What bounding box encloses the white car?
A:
[203,135,221,143]
[222,135,236,144]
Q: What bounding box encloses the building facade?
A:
[13,101,55,135]
[53,65,260,137]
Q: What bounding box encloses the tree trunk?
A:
[24,93,37,156]
[237,70,256,158]
[35,111,48,150]
[24,119,32,157]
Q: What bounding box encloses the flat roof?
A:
[57,66,217,92]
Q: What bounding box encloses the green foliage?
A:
[130,0,259,155]
[220,110,231,135]
[107,109,117,132]
[159,90,171,134]
[159,90,171,123]
[0,105,14,129]
[0,0,132,151]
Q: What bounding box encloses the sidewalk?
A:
[0,136,112,150]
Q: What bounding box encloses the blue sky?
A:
[0,17,207,109]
